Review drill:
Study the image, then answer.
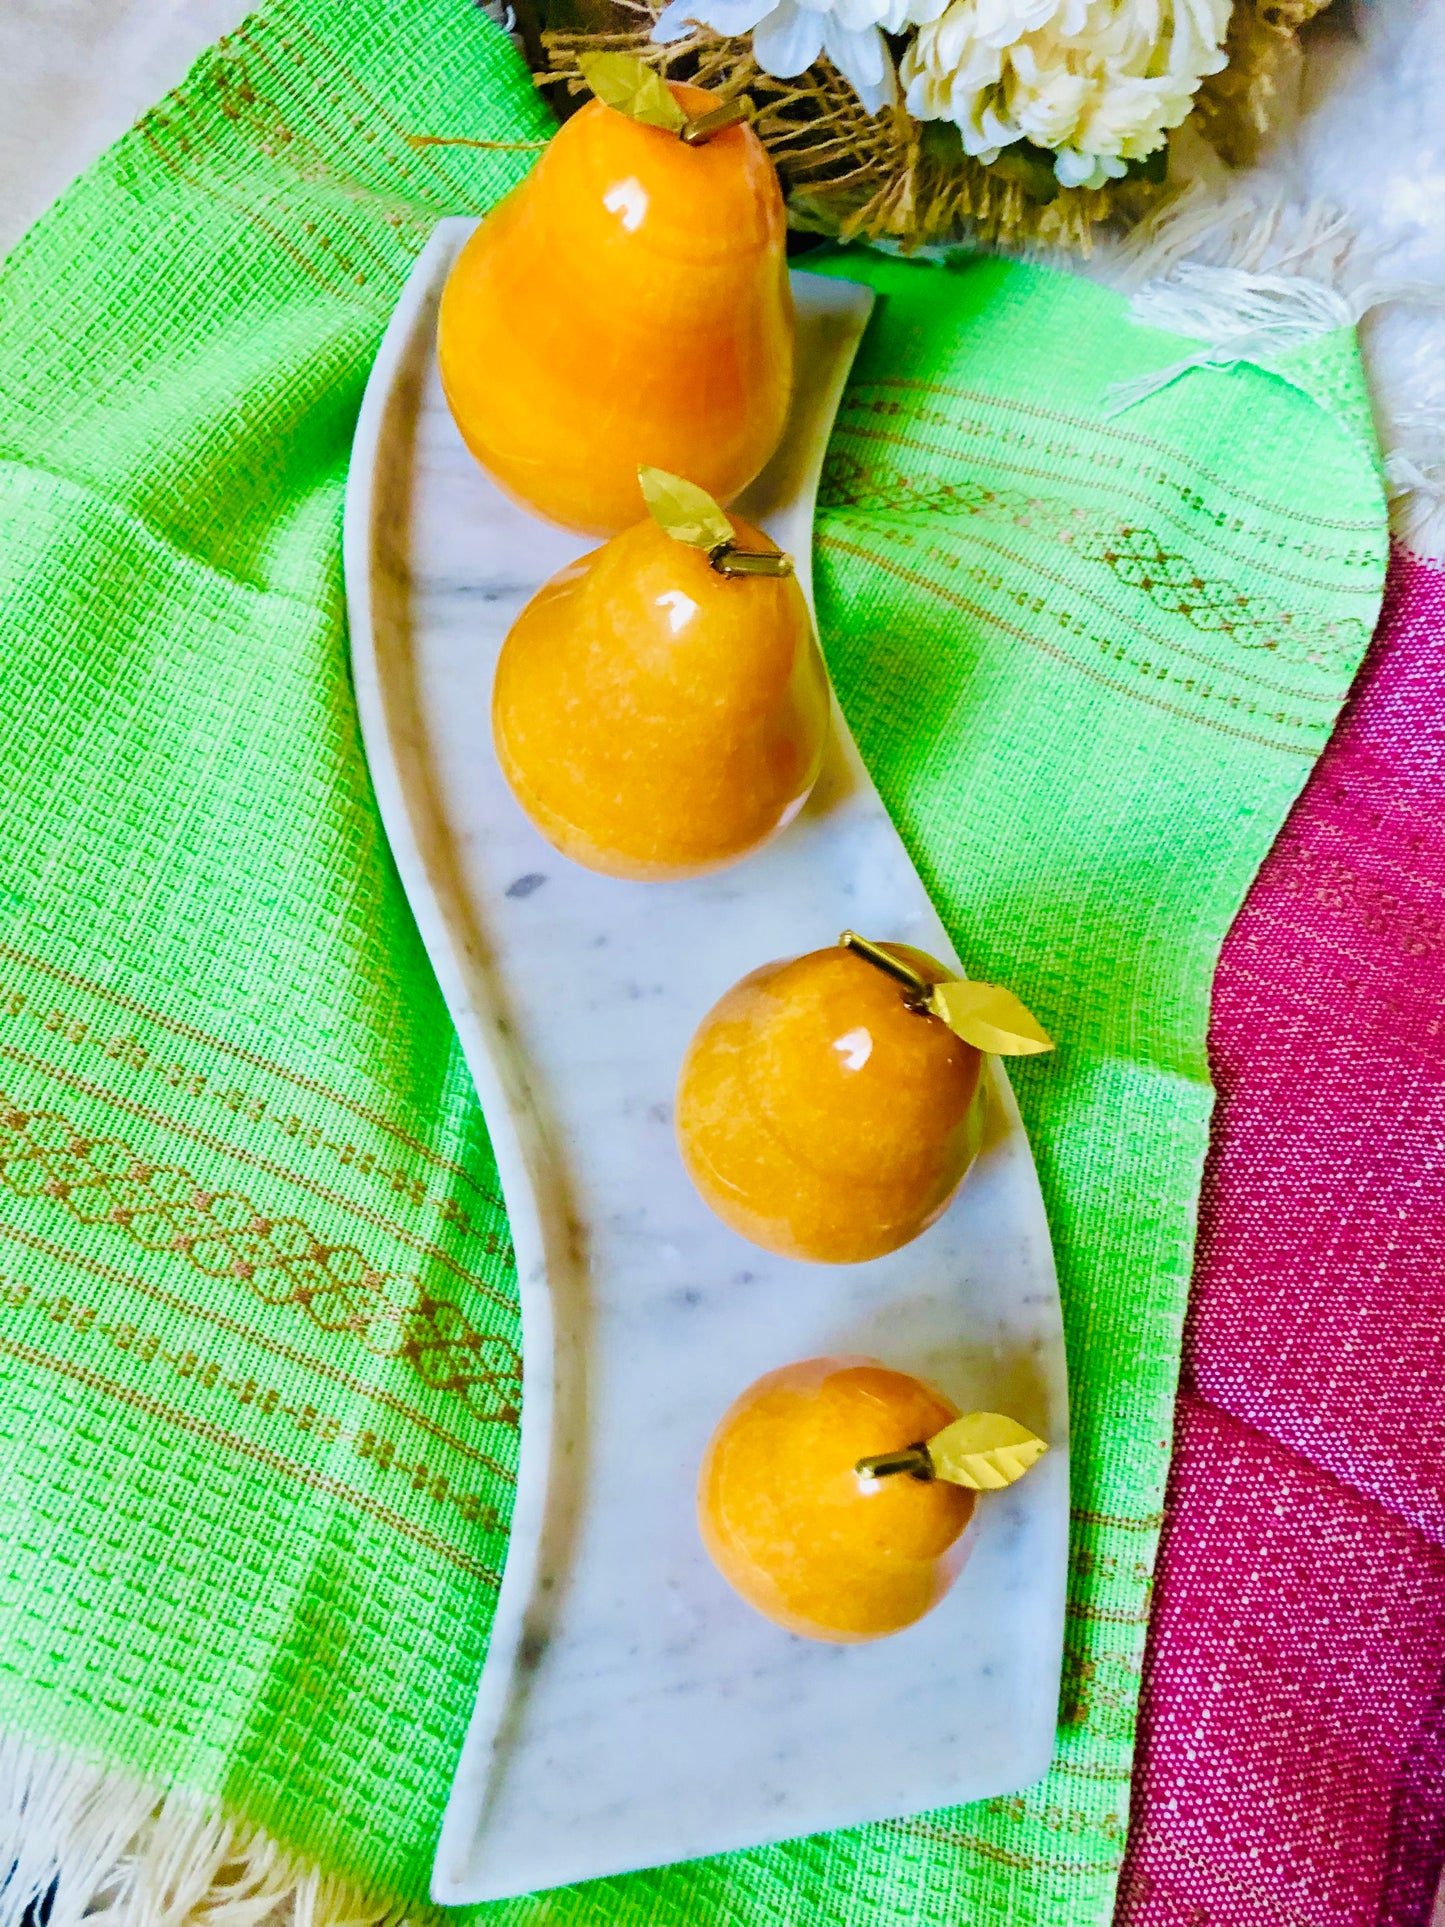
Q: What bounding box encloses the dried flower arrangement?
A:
[523,0,1334,249]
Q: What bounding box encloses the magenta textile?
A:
[1119,545,1445,1927]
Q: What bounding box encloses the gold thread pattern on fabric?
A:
[0,1008,513,1289]
[0,1212,514,1476]
[829,406,1381,586]
[0,1328,501,1583]
[0,1093,521,1421]
[0,939,505,1210]
[851,377,1382,535]
[818,533,1319,755]
[888,1817,1127,1875]
[820,451,1367,673]
[0,1273,506,1532]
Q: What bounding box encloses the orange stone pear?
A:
[675,934,1053,1262]
[438,70,794,535]
[491,476,829,880]
[699,1357,1049,1642]
[676,941,984,1263]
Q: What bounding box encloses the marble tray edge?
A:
[344,219,566,1896]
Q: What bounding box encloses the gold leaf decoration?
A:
[926,978,1054,1056]
[926,1413,1049,1490]
[837,932,1054,1056]
[578,52,686,132]
[638,466,734,552]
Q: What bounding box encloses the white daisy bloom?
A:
[652,0,948,115]
[899,0,1232,182]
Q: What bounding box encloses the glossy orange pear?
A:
[492,513,830,879]
[438,83,794,535]
[699,1357,975,1643]
[676,942,986,1262]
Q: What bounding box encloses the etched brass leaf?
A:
[837,932,1054,1056]
[926,1413,1049,1490]
[926,978,1054,1056]
[638,466,734,551]
[578,53,686,132]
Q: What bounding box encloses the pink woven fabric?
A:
[1119,546,1445,1927]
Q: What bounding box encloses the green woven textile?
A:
[0,4,1385,1924]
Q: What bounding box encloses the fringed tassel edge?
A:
[1385,443,1445,564]
[1102,183,1445,559]
[0,1732,420,1927]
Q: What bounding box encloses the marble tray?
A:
[344,216,1069,1907]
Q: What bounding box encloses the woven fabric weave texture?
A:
[1120,548,1445,1927]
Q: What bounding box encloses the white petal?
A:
[903,69,942,116]
[710,0,781,25]
[1053,147,1097,187]
[653,0,775,30]
[931,6,982,76]
[825,15,885,83]
[650,0,699,40]
[974,0,1055,45]
[959,97,1015,152]
[829,0,887,30]
[977,97,1021,145]
[824,19,897,108]
[852,70,897,112]
[952,37,1006,90]
[751,0,826,74]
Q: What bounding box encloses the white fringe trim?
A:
[904,174,1445,556]
[1109,180,1363,290]
[1102,185,1438,413]
[1385,440,1445,562]
[1090,183,1445,558]
[1104,261,1356,412]
[0,1734,415,1927]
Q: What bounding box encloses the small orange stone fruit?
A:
[438,83,793,535]
[699,1356,975,1643]
[675,942,985,1262]
[492,512,829,880]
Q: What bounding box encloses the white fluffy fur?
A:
[1119,0,1445,554]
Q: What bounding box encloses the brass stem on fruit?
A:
[838,930,932,1005]
[856,1443,934,1482]
[680,99,752,145]
[709,542,794,578]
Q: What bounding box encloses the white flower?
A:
[653,0,948,114]
[899,0,1232,179]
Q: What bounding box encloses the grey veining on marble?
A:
[344,217,1069,1907]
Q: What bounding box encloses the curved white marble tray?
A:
[344,217,1069,1907]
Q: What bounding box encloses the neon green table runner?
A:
[0,4,1385,1923]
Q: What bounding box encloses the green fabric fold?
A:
[0,5,1386,1925]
